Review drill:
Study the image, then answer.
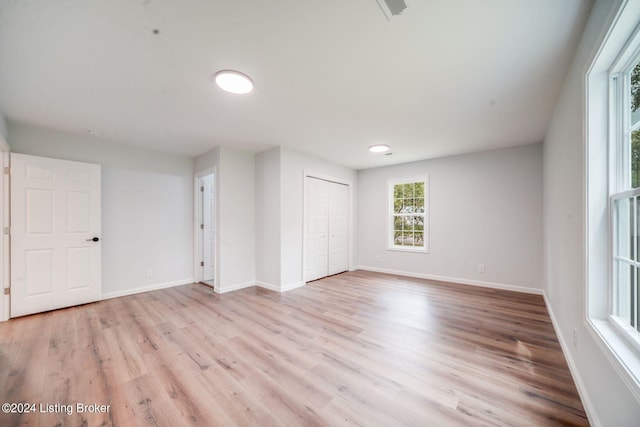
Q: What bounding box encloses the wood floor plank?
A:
[0,271,589,426]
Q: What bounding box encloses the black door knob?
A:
[86,237,100,242]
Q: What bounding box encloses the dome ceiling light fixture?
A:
[214,70,254,94]
[369,144,390,153]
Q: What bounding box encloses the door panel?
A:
[11,153,101,317]
[305,177,329,282]
[328,182,348,275]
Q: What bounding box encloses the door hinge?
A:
[3,287,9,295]
[3,167,9,175]
[200,186,204,192]
[200,224,204,230]
[200,261,204,267]
[3,227,9,235]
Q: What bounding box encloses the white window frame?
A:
[387,176,429,253]
[586,0,640,403]
[610,41,640,351]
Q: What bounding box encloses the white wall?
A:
[255,148,281,287]
[195,146,219,175]
[0,112,8,141]
[357,144,543,293]
[0,123,8,321]
[280,147,357,288]
[543,0,640,425]
[8,122,194,297]
[217,146,255,291]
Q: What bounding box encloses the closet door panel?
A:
[328,182,348,275]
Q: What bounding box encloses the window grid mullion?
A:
[629,196,638,328]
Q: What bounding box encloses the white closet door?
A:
[11,153,101,317]
[305,177,329,282]
[304,176,348,282]
[328,182,348,275]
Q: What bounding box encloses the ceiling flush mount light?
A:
[369,144,390,153]
[87,129,100,136]
[214,70,254,94]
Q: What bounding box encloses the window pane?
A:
[394,231,402,245]
[616,197,631,259]
[394,184,403,199]
[633,129,640,188]
[415,197,425,213]
[634,265,639,329]
[636,196,640,263]
[415,182,424,198]
[404,183,414,198]
[616,261,633,324]
[407,199,416,213]
[631,61,640,128]
[394,216,402,231]
[404,200,414,214]
[394,199,402,213]
[636,265,640,332]
[403,216,414,231]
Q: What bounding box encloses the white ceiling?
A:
[0,0,592,170]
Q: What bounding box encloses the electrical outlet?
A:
[572,328,578,348]
[145,268,153,278]
[478,263,485,273]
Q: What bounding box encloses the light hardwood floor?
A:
[0,271,588,426]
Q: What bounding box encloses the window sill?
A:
[588,317,640,403]
[387,246,429,254]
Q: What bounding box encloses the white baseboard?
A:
[102,278,194,300]
[282,281,305,292]
[216,280,254,294]
[256,280,305,292]
[255,281,278,292]
[542,292,601,427]
[354,265,543,295]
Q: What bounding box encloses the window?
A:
[388,177,428,252]
[588,3,640,398]
[611,57,640,349]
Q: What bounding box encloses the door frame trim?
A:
[302,170,353,287]
[0,140,8,322]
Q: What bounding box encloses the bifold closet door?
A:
[304,177,348,282]
[328,182,348,275]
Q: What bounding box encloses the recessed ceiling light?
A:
[214,70,254,94]
[369,144,390,153]
[87,129,100,136]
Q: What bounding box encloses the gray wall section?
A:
[543,0,640,424]
[357,143,543,292]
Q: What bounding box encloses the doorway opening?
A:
[195,170,215,287]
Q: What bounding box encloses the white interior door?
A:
[305,177,329,282]
[10,153,101,317]
[202,173,215,282]
[328,182,348,275]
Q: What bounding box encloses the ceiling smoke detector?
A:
[375,0,414,20]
